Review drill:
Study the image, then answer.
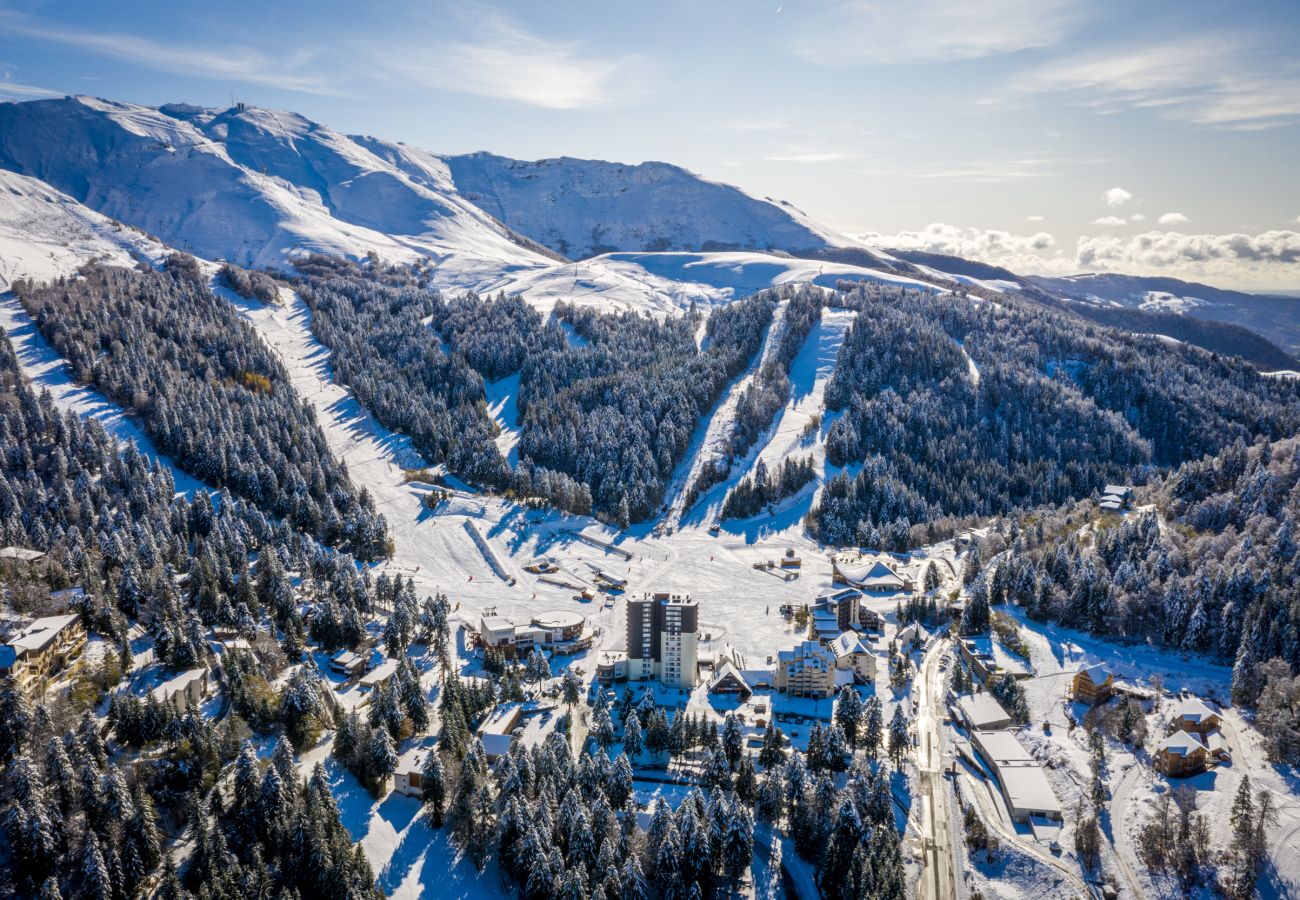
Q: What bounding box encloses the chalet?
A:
[395,747,432,798]
[1099,485,1133,512]
[898,622,929,650]
[330,649,368,677]
[780,549,802,570]
[477,703,524,760]
[1168,697,1221,736]
[829,631,876,683]
[0,546,46,564]
[1154,730,1208,777]
[834,559,912,593]
[0,614,86,697]
[359,658,398,691]
[708,659,754,701]
[150,668,209,712]
[524,557,559,575]
[1071,663,1114,704]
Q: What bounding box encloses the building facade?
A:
[627,593,699,689]
[774,640,838,698]
[0,614,87,697]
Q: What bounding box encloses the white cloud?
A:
[1075,229,1300,289]
[855,223,1071,273]
[375,13,645,109]
[1021,34,1300,129]
[857,223,1300,289]
[0,12,339,95]
[1103,187,1133,207]
[790,0,1081,66]
[0,80,60,99]
[1026,215,1045,222]
[764,151,860,163]
[1093,216,1128,226]
[1130,213,1146,222]
[1158,212,1189,225]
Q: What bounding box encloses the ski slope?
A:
[660,300,790,531]
[690,307,857,533]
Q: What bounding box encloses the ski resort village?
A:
[0,89,1297,900]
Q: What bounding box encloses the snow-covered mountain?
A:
[0,96,930,313]
[1029,272,1300,354]
[0,167,169,291]
[0,96,553,280]
[442,152,873,259]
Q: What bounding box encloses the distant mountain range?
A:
[0,95,1295,367]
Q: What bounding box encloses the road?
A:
[916,637,958,900]
[1108,764,1146,899]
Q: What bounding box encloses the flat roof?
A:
[972,731,1061,815]
[957,692,1010,729]
[478,702,524,737]
[531,610,584,630]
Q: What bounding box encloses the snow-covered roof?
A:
[1103,485,1132,497]
[6,615,80,655]
[0,546,45,562]
[829,631,869,659]
[838,559,906,590]
[1157,730,1206,757]
[1170,697,1218,725]
[957,692,1010,729]
[971,730,1062,816]
[150,667,206,702]
[481,733,514,758]
[359,658,398,688]
[1076,663,1111,685]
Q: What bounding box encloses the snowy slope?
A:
[0,96,553,278]
[0,168,168,290]
[443,152,888,260]
[489,249,942,317]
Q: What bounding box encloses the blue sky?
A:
[1,0,1297,288]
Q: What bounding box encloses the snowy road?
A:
[916,637,958,900]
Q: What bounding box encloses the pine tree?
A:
[888,705,910,769]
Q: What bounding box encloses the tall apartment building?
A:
[627,592,699,689]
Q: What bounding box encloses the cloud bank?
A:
[857,223,1300,290]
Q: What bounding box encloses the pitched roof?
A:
[830,631,870,659]
[1171,697,1218,724]
[1076,663,1111,685]
[1157,730,1206,756]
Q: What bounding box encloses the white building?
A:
[971,730,1063,822]
[829,631,876,683]
[955,692,1011,730]
[627,593,698,689]
[150,668,209,713]
[395,747,432,798]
